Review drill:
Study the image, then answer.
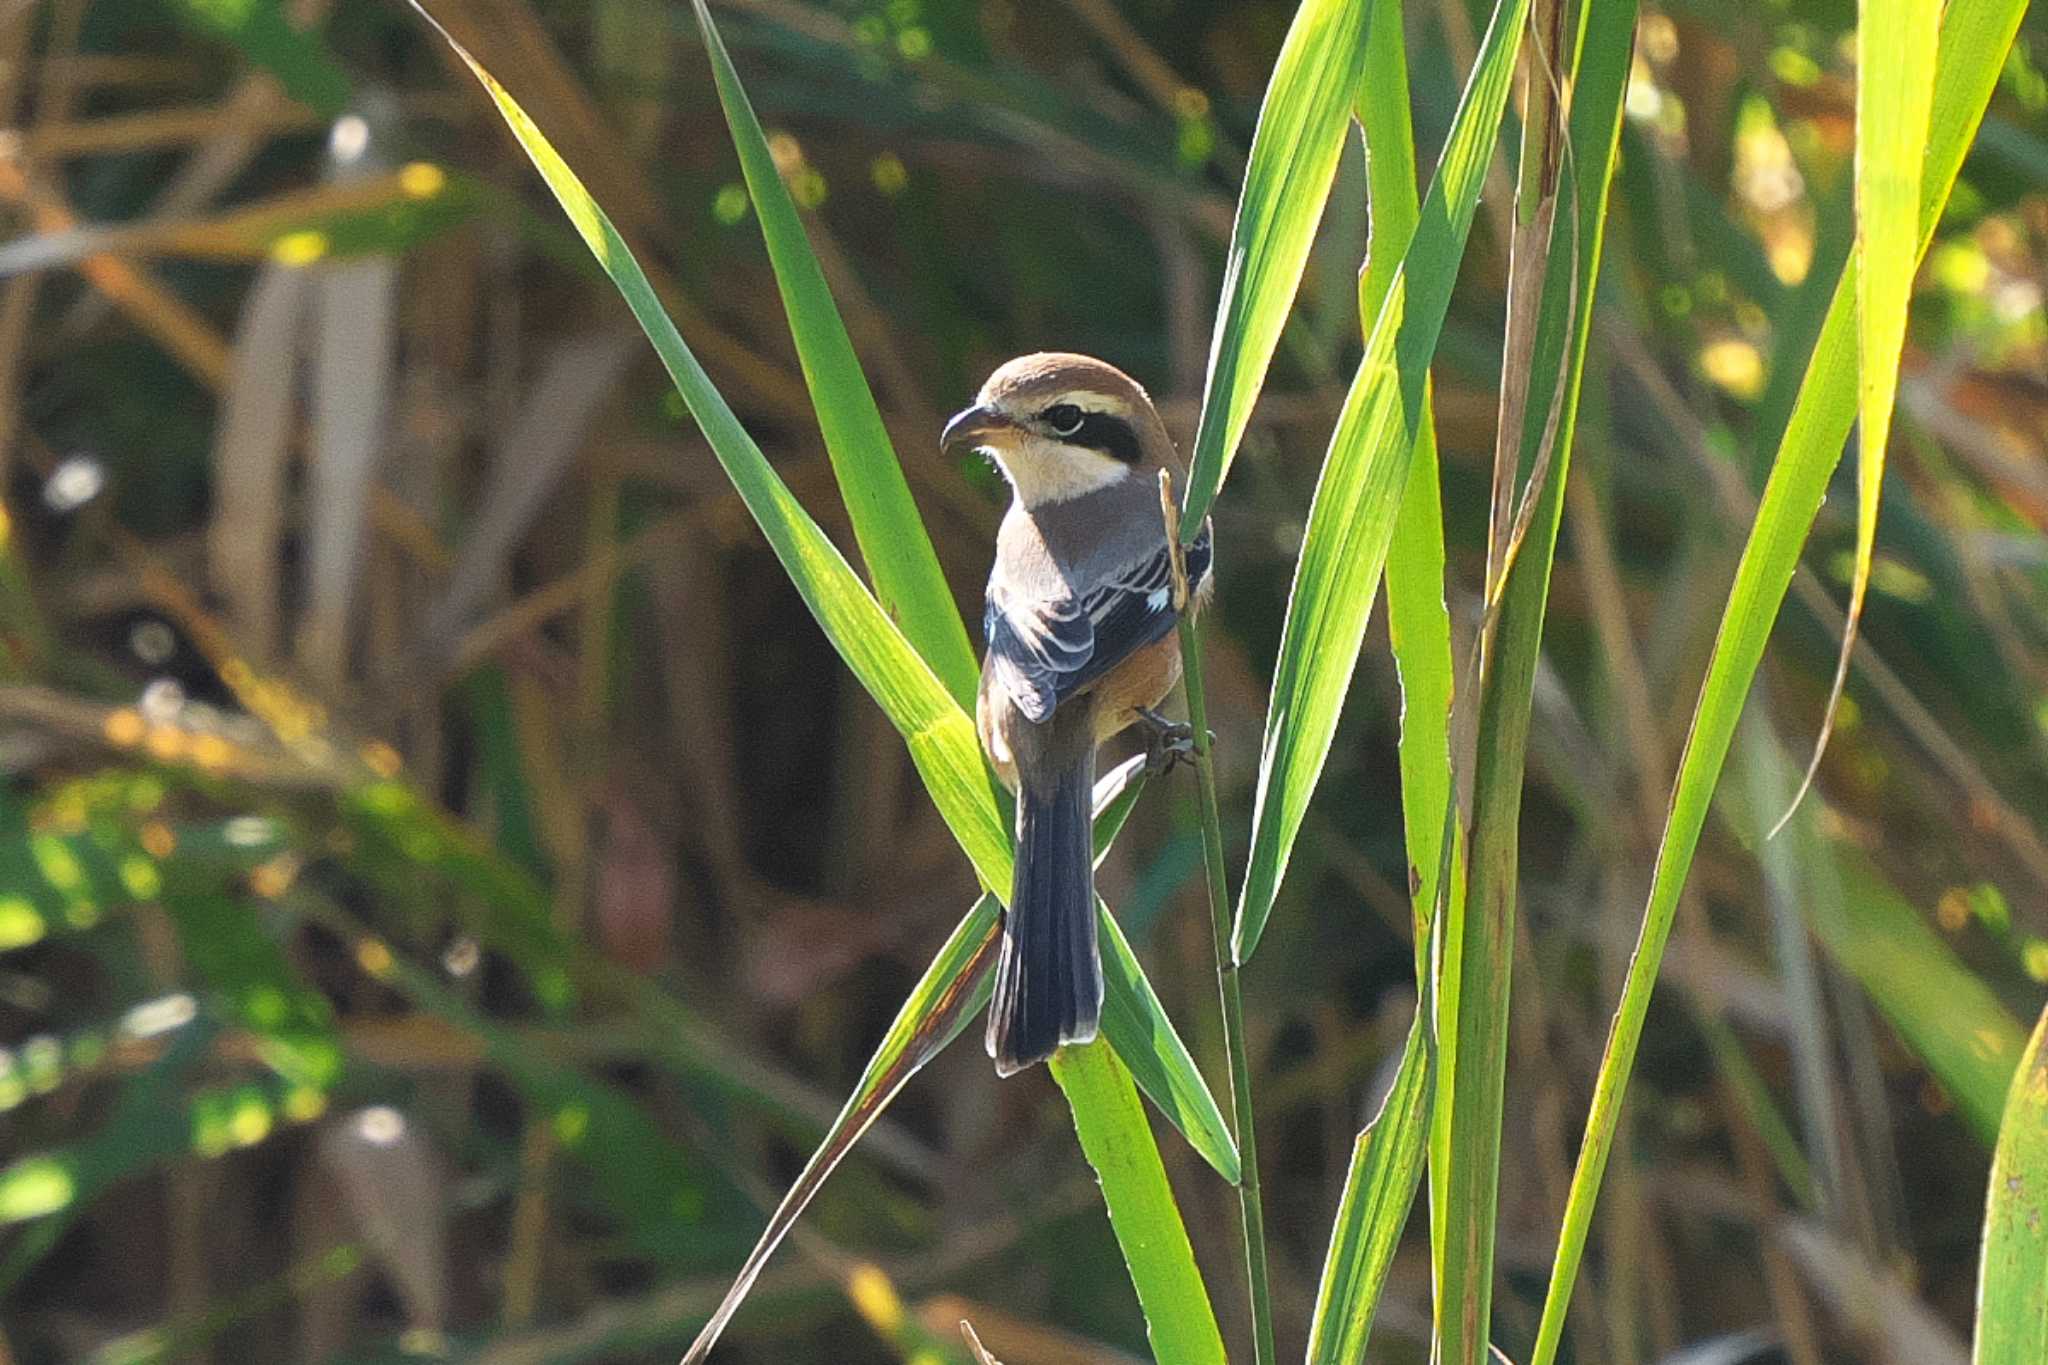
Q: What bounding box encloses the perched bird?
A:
[943,353,1214,1075]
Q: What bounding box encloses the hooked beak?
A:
[941,403,1019,454]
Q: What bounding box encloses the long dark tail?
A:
[987,746,1101,1075]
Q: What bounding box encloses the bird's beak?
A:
[941,403,1018,453]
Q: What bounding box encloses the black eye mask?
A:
[1040,405,1142,464]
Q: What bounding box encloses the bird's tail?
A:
[987,747,1101,1075]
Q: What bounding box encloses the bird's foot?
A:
[1135,706,1206,776]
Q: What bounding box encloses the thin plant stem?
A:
[1178,610,1275,1365]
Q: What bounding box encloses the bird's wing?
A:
[985,522,1212,724]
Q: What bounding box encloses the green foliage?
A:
[1976,1002,2048,1364]
[1530,2,2035,1356]
[1180,0,1373,530]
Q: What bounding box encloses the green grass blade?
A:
[1528,2,2028,1358]
[681,895,1001,1363]
[1821,857,2026,1145]
[1179,0,1372,531]
[686,0,979,707]
[1357,0,1469,1273]
[1783,0,1941,826]
[682,782,1222,1362]
[1233,0,1532,964]
[1050,1040,1228,1365]
[412,5,1010,896]
[1733,718,2025,1146]
[1975,1002,2048,1364]
[1305,1016,1433,1365]
[1442,2,1635,1358]
[1100,903,1241,1183]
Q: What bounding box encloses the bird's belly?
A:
[1090,632,1182,746]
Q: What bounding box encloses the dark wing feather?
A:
[985,523,1213,723]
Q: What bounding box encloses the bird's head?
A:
[942,353,1177,507]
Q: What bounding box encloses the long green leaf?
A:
[1529,2,2028,1357]
[1305,1016,1433,1364]
[1357,0,1469,1272]
[1784,0,1942,824]
[682,895,1001,1363]
[1099,903,1241,1184]
[1051,1040,1227,1365]
[1732,717,2024,1146]
[1443,1,1635,1358]
[1976,1002,2048,1364]
[414,11,1009,894]
[678,765,1192,1362]
[687,0,978,707]
[1180,0,1372,531]
[1233,0,1532,963]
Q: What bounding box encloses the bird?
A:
[942,352,1215,1076]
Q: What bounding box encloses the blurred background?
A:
[0,0,2045,1361]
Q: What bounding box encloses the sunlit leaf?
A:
[1357,0,1468,1274]
[1530,2,2029,1357]
[1233,0,1532,962]
[1975,1002,2048,1365]
[1781,0,1941,828]
[1304,1017,1431,1364]
[1050,1040,1227,1365]
[1180,0,1372,530]
[688,0,979,706]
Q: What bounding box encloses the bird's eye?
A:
[1041,403,1085,437]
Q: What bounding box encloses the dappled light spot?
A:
[354,1105,406,1146]
[534,966,573,1011]
[249,853,300,899]
[354,937,394,979]
[189,733,234,771]
[846,1263,905,1336]
[283,1085,328,1123]
[552,1102,589,1147]
[141,821,176,858]
[870,153,908,196]
[43,456,105,513]
[0,897,44,950]
[1697,337,1766,399]
[22,1036,60,1094]
[118,855,160,900]
[122,993,197,1039]
[31,834,83,892]
[193,1096,234,1158]
[227,1088,273,1147]
[246,985,290,1028]
[271,229,329,267]
[329,113,369,164]
[143,725,188,762]
[223,816,277,848]
[0,1155,75,1222]
[398,161,444,198]
[441,936,480,978]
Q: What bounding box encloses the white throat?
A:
[992,435,1133,506]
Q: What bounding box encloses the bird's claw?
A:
[1135,706,1204,776]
